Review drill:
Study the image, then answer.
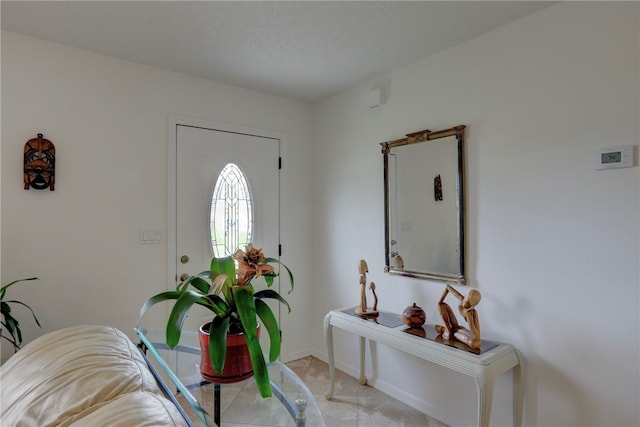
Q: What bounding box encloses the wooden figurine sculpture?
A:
[435,284,481,351]
[354,260,379,318]
[393,255,404,270]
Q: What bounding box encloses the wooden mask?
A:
[24,134,55,191]
[434,174,442,201]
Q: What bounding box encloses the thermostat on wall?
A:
[592,145,634,170]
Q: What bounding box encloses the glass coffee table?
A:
[135,327,325,427]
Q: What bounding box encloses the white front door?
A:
[170,119,280,332]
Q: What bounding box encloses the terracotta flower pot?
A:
[198,322,260,383]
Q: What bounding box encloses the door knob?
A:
[179,273,189,282]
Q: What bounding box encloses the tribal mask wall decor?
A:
[24,133,55,191]
[434,174,443,201]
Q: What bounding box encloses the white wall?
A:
[312,3,639,427]
[2,3,639,426]
[0,31,314,363]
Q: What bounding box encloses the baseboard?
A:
[282,348,314,363]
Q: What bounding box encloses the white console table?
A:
[323,307,524,427]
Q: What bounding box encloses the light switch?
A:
[140,227,164,245]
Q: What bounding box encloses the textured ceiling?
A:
[1,1,554,102]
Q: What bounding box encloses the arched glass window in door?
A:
[210,163,253,257]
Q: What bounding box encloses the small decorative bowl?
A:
[402,303,426,328]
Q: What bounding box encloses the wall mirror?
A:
[381,125,466,284]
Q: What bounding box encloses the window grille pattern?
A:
[210,163,253,257]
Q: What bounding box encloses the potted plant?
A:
[1,277,41,353]
[138,244,293,398]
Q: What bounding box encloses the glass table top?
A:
[135,327,325,427]
[340,307,500,354]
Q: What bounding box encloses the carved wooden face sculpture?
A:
[24,134,55,191]
[434,174,443,201]
[358,260,369,275]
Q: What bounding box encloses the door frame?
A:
[168,114,287,295]
[165,114,292,361]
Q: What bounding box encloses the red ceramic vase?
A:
[198,321,260,383]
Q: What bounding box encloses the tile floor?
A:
[180,356,448,427]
